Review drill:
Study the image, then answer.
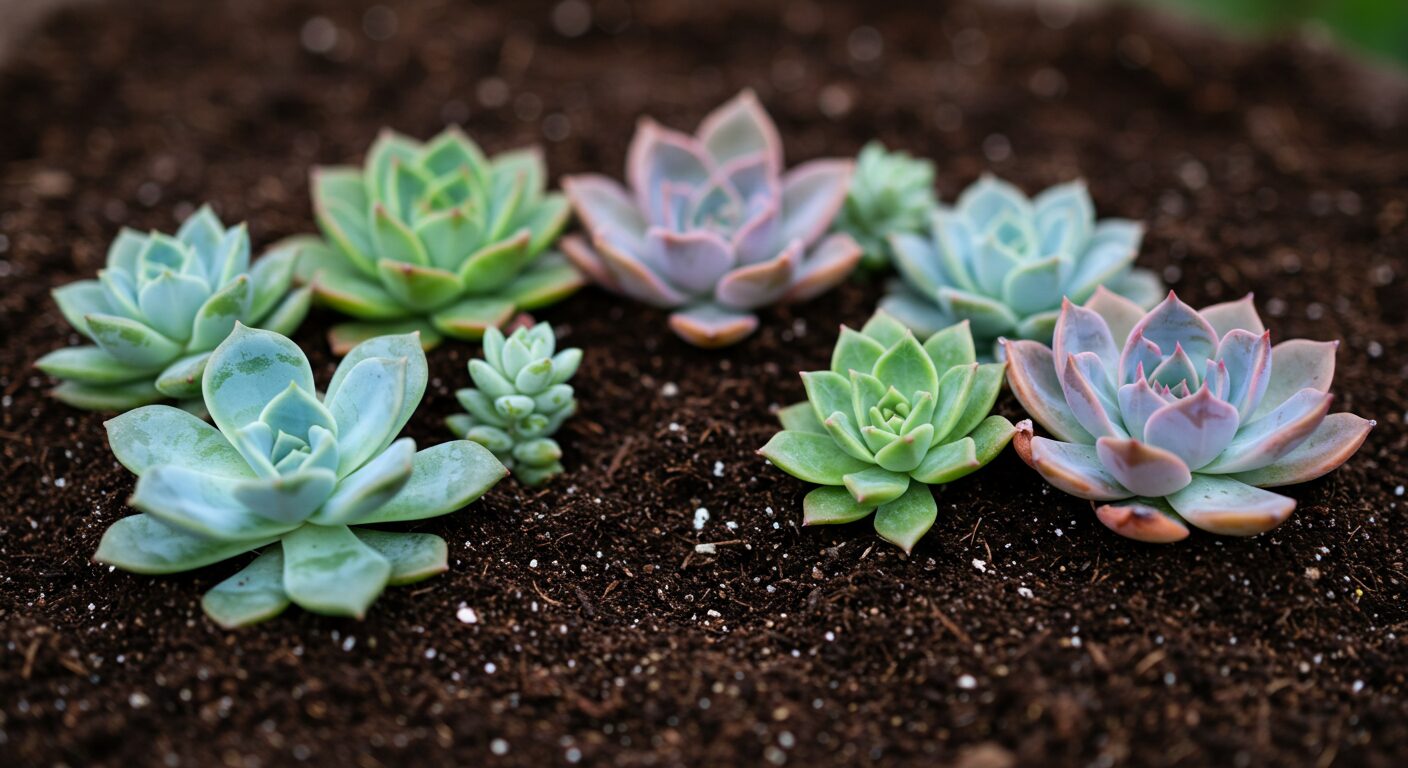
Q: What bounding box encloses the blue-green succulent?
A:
[831,141,937,270]
[295,127,585,354]
[447,323,580,487]
[881,176,1163,359]
[760,312,1017,552]
[36,206,311,412]
[94,325,507,627]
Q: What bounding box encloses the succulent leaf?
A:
[201,548,291,628]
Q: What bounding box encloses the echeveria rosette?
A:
[93,325,508,627]
[1005,289,1375,544]
[759,313,1017,552]
[35,206,311,412]
[832,141,937,271]
[296,127,584,354]
[561,90,862,348]
[881,176,1164,359]
[446,323,580,487]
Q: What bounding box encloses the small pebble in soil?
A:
[660,382,678,397]
[490,738,509,755]
[693,507,710,530]
[957,675,977,689]
[713,461,724,477]
[456,605,478,624]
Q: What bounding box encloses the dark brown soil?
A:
[2,1,1407,766]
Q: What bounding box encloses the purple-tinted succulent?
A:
[560,91,861,347]
[1005,289,1373,543]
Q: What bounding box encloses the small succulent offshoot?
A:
[447,323,580,486]
[760,312,1017,552]
[881,175,1163,359]
[561,90,862,348]
[36,206,311,412]
[295,127,584,354]
[94,325,507,627]
[1006,289,1375,543]
[831,141,937,271]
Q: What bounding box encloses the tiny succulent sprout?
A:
[560,90,863,348]
[881,175,1164,359]
[759,312,1017,552]
[1005,290,1375,543]
[93,325,508,627]
[35,206,312,412]
[446,323,581,487]
[831,141,938,271]
[294,127,584,354]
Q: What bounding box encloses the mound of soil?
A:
[1,1,1405,765]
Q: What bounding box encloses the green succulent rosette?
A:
[295,127,584,354]
[832,141,938,270]
[761,312,1017,552]
[36,206,311,412]
[446,323,581,487]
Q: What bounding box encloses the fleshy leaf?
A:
[355,440,508,524]
[280,524,392,619]
[1093,497,1190,544]
[759,430,871,486]
[1026,435,1131,500]
[842,466,911,506]
[95,514,276,575]
[203,324,314,436]
[36,346,148,385]
[313,438,416,524]
[872,482,937,553]
[1166,475,1295,537]
[353,530,450,585]
[85,313,183,369]
[802,485,877,525]
[1230,413,1374,487]
[1095,437,1193,498]
[106,405,254,478]
[327,356,409,476]
[873,332,939,402]
[131,465,301,541]
[201,548,291,628]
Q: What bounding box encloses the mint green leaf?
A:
[759,430,871,485]
[201,548,291,628]
[802,486,876,525]
[280,524,392,619]
[842,466,911,506]
[355,440,508,524]
[353,530,450,586]
[95,514,276,575]
[873,482,938,553]
[105,404,254,478]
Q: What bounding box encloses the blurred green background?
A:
[1137,0,1408,66]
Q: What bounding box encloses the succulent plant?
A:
[295,127,584,354]
[561,90,862,348]
[36,206,311,412]
[831,141,937,270]
[94,325,507,627]
[446,323,580,486]
[759,312,1017,552]
[881,176,1164,359]
[1005,289,1374,543]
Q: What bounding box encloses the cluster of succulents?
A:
[761,312,1016,552]
[562,90,862,348]
[447,323,580,486]
[30,90,1379,631]
[881,176,1164,358]
[1005,290,1374,542]
[95,325,507,626]
[830,142,937,271]
[37,207,310,411]
[296,128,584,353]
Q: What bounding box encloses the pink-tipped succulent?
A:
[1005,289,1374,543]
[560,90,862,348]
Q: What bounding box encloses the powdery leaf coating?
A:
[1006,290,1374,543]
[94,325,507,627]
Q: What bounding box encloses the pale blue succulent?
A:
[882,176,1163,359]
[94,325,507,627]
[36,206,311,412]
[832,141,937,270]
[447,323,580,487]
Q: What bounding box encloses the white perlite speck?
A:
[1017,587,1034,599]
[693,507,710,530]
[456,606,478,624]
[972,559,987,573]
[694,543,717,555]
[957,675,976,689]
